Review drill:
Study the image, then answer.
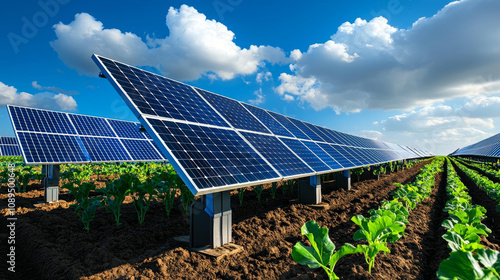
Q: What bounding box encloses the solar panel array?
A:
[0,137,21,156]
[8,105,165,164]
[451,133,500,157]
[93,54,432,196]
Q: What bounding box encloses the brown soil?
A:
[0,159,492,280]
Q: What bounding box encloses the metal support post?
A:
[42,164,60,203]
[190,191,232,249]
[298,175,321,204]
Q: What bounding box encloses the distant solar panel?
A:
[93,54,430,196]
[8,105,165,164]
[0,136,22,156]
[452,132,500,157]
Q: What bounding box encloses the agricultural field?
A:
[1,156,498,279]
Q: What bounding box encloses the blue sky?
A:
[1,0,499,155]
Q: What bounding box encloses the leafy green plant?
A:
[287,179,295,194]
[372,165,385,180]
[254,185,263,202]
[97,174,138,227]
[437,249,500,279]
[351,213,406,273]
[156,181,177,218]
[352,167,364,182]
[270,182,277,199]
[180,183,194,215]
[131,178,158,225]
[292,220,362,280]
[238,187,245,206]
[15,165,44,193]
[66,182,102,231]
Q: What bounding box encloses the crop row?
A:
[291,157,443,279]
[453,159,500,211]
[437,159,499,279]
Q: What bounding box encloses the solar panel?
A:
[145,118,279,189]
[240,132,314,177]
[452,132,500,158]
[8,105,165,164]
[0,137,22,156]
[93,54,430,196]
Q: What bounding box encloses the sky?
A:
[1,0,499,155]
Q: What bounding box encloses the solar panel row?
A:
[8,106,165,164]
[0,137,21,156]
[93,54,432,195]
[451,133,500,157]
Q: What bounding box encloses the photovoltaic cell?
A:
[80,137,131,162]
[240,132,313,177]
[69,114,116,137]
[266,111,311,140]
[10,106,76,134]
[0,137,17,145]
[337,146,365,166]
[1,145,21,156]
[198,89,270,133]
[242,104,293,137]
[279,138,329,172]
[121,139,162,161]
[108,119,149,139]
[97,56,230,127]
[318,143,356,168]
[300,141,343,170]
[17,132,88,163]
[147,118,279,189]
[286,117,324,142]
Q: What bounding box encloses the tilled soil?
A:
[0,159,487,280]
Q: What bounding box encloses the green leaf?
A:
[476,249,500,273]
[300,220,335,265]
[437,251,488,280]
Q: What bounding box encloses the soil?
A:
[0,159,498,280]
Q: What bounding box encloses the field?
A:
[1,158,499,279]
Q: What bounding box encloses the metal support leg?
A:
[190,191,232,249]
[298,175,321,204]
[335,170,351,190]
[42,164,60,203]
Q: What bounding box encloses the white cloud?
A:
[275,73,330,111]
[358,130,384,140]
[32,81,78,95]
[0,82,77,111]
[277,0,500,112]
[248,89,265,105]
[256,71,272,84]
[50,5,287,81]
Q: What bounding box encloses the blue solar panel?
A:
[95,56,230,127]
[69,115,116,137]
[0,137,17,145]
[198,89,270,133]
[242,104,294,137]
[121,139,163,161]
[279,138,330,172]
[80,137,131,162]
[303,124,335,144]
[337,146,365,166]
[17,132,88,163]
[240,132,313,177]
[318,143,356,168]
[300,141,343,170]
[108,119,148,139]
[286,117,325,142]
[147,118,279,189]
[9,106,76,134]
[266,111,311,140]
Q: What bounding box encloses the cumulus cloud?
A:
[277,0,500,112]
[0,82,77,111]
[50,5,287,81]
[248,89,265,105]
[256,71,272,84]
[374,99,500,155]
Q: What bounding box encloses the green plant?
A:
[292,220,362,280]
[437,249,500,279]
[66,182,102,231]
[254,185,263,201]
[156,181,177,218]
[97,174,138,227]
[180,182,194,215]
[352,167,364,182]
[131,178,158,225]
[372,165,385,180]
[238,187,245,206]
[287,179,295,194]
[270,182,277,199]
[351,213,406,273]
